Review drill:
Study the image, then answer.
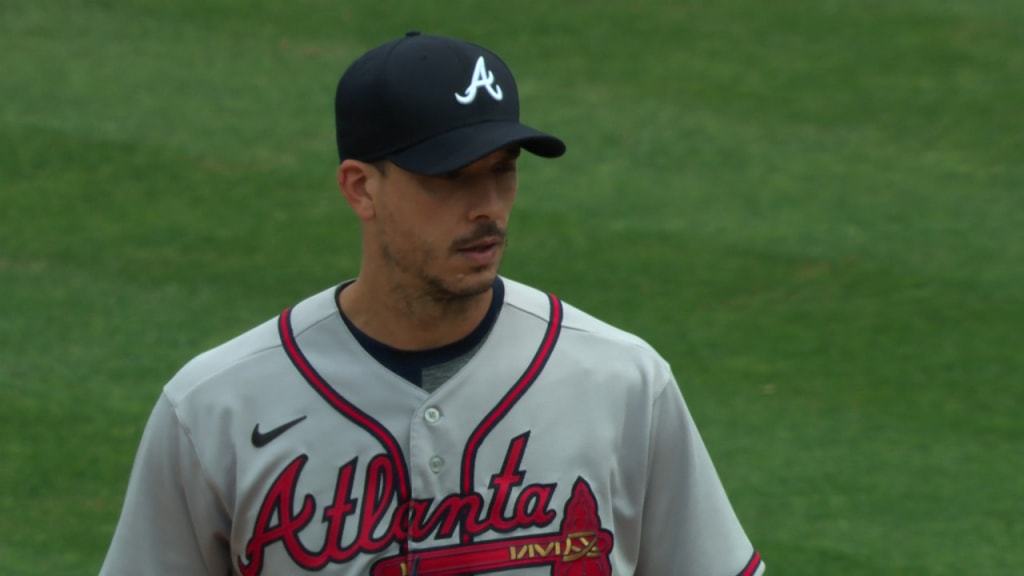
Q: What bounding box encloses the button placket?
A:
[418,406,446,475]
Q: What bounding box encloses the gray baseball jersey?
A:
[100,277,765,576]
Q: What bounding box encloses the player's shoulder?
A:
[162,285,339,404]
[501,277,671,376]
[503,277,655,349]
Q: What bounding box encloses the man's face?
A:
[370,147,520,302]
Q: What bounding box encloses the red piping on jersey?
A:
[459,292,564,544]
[277,307,412,550]
[738,550,763,576]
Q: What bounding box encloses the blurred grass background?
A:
[1,0,1021,574]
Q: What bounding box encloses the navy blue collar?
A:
[336,278,505,385]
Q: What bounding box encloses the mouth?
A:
[456,236,503,265]
[458,236,502,253]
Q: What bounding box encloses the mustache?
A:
[452,221,507,250]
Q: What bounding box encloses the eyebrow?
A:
[443,148,521,179]
[491,147,521,168]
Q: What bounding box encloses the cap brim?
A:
[387,121,566,176]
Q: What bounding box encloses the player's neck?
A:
[338,278,493,351]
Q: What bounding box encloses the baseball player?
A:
[100,32,765,576]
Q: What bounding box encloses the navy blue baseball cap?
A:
[334,31,566,175]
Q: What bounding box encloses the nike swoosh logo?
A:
[251,415,307,448]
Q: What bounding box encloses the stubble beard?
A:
[379,226,505,309]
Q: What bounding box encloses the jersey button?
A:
[429,455,444,473]
[424,407,442,423]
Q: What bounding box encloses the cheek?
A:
[376,205,410,252]
[378,206,446,259]
[499,176,518,213]
[505,186,518,211]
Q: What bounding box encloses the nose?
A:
[467,174,511,222]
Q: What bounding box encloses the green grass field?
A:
[2,0,1022,574]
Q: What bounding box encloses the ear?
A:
[337,160,379,221]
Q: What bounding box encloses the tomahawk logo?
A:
[454,55,504,104]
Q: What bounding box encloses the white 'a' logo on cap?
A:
[454,56,504,105]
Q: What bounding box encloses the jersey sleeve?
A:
[635,374,765,576]
[99,392,231,576]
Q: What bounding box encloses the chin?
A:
[426,268,497,302]
[452,268,498,296]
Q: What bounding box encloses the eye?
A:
[493,161,517,175]
[443,168,463,180]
